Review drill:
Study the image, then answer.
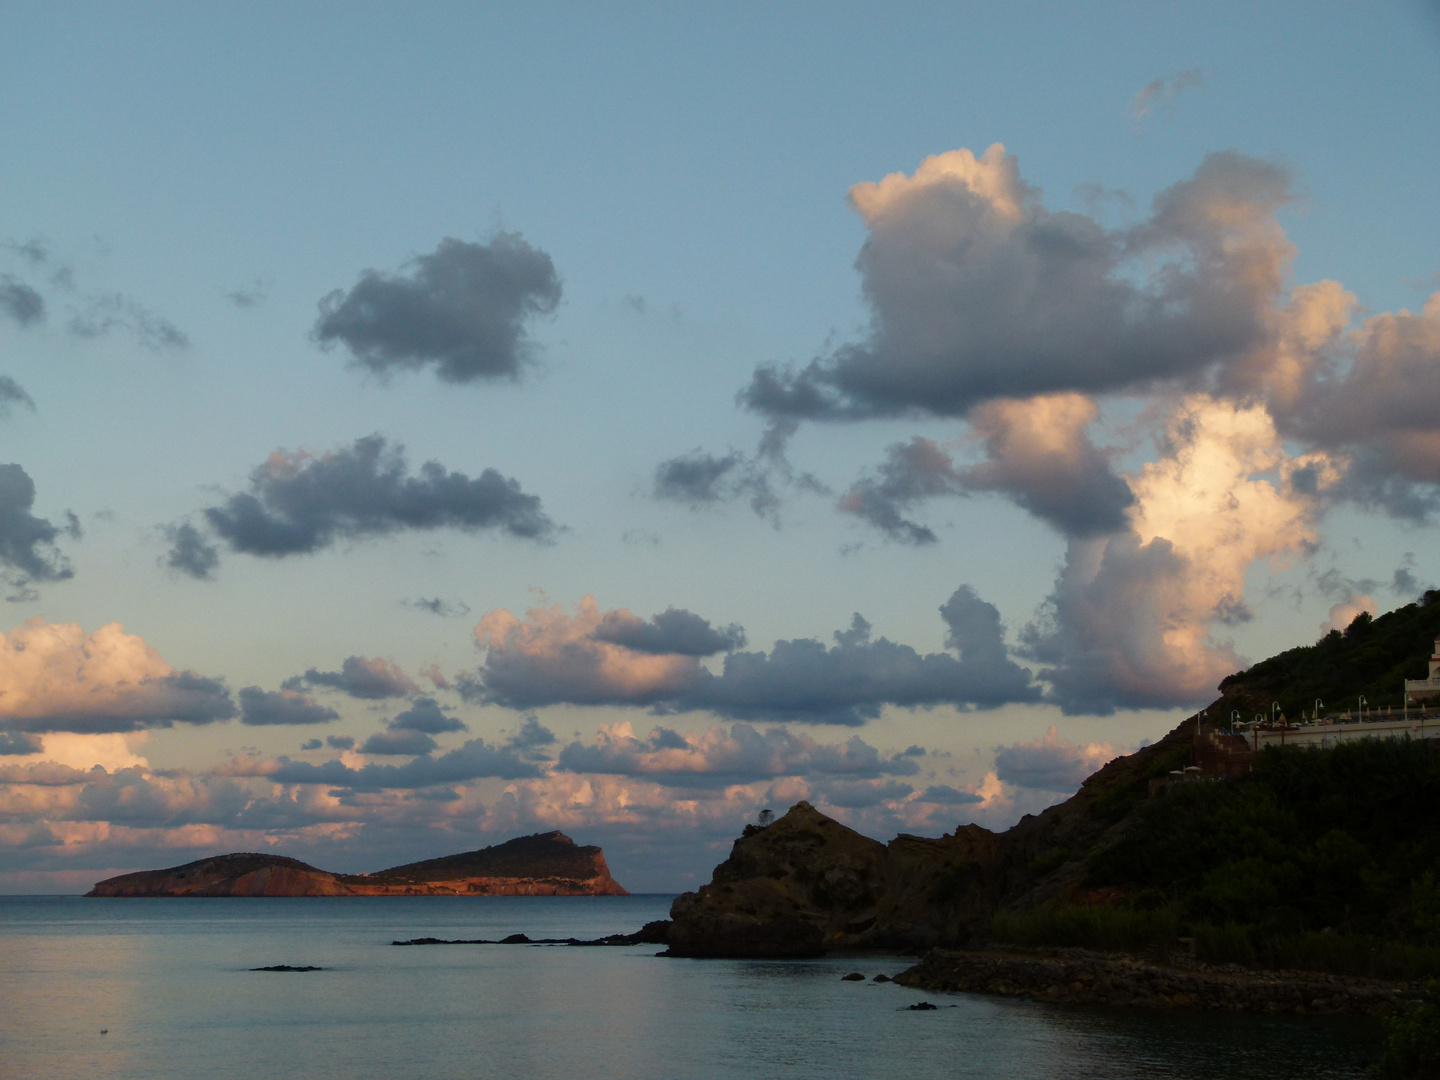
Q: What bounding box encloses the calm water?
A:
[0,895,1380,1080]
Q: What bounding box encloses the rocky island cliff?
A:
[86,831,628,897]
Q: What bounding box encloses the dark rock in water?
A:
[873,974,891,983]
[391,921,672,949]
[906,1001,939,1011]
[250,965,324,972]
[841,972,866,981]
[500,933,532,944]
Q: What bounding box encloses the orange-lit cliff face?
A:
[85,832,628,897]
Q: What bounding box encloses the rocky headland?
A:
[86,831,628,897]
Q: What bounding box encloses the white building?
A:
[1405,636,1440,702]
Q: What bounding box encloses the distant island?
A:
[86,831,628,897]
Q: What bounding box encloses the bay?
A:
[0,895,1380,1079]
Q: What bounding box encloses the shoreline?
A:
[894,946,1399,1015]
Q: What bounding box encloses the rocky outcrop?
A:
[666,721,1200,957]
[86,831,627,897]
[894,947,1398,1016]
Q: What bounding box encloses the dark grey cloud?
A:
[468,585,1039,724]
[300,739,323,751]
[314,234,561,384]
[286,656,418,700]
[162,523,219,580]
[555,722,920,789]
[0,731,43,755]
[326,735,355,751]
[652,449,779,517]
[506,716,556,759]
[238,687,340,727]
[169,435,553,572]
[69,293,188,350]
[388,697,466,734]
[917,783,983,805]
[0,278,44,326]
[0,463,74,593]
[236,737,544,789]
[360,728,437,756]
[993,734,1114,792]
[402,596,470,617]
[594,607,745,656]
[740,150,1290,422]
[838,437,963,544]
[0,377,35,419]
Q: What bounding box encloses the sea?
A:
[0,895,1381,1080]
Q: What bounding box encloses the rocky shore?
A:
[894,947,1398,1015]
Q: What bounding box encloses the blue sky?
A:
[1,1,1438,892]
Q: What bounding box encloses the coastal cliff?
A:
[86,831,628,897]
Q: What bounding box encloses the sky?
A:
[1,1,1438,893]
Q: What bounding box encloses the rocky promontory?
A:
[86,831,628,897]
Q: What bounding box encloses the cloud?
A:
[838,437,963,544]
[326,735,355,751]
[0,464,73,595]
[387,697,466,734]
[170,434,554,571]
[402,597,470,617]
[1322,594,1377,636]
[468,596,707,709]
[593,607,745,656]
[465,587,1039,723]
[0,731,42,755]
[555,721,921,789]
[917,783,983,805]
[1131,68,1206,119]
[313,234,561,384]
[359,728,437,756]
[0,619,235,733]
[957,393,1133,536]
[161,523,219,580]
[506,716,555,759]
[226,737,544,788]
[740,147,1291,421]
[992,726,1119,792]
[227,280,268,308]
[1022,395,1328,713]
[287,656,418,700]
[651,449,779,517]
[0,277,44,326]
[300,739,322,751]
[1274,293,1440,509]
[68,293,189,350]
[0,378,34,419]
[238,687,339,727]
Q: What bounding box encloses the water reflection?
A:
[0,897,1380,1080]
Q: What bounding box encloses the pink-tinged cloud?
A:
[0,619,234,733]
[992,726,1120,792]
[1322,594,1377,636]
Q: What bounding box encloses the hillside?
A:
[87,831,628,897]
[667,591,1440,980]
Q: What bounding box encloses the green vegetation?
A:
[1220,590,1440,718]
[1051,736,1440,976]
[1373,980,1440,1079]
[993,903,1182,953]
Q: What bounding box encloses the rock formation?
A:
[86,831,628,897]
